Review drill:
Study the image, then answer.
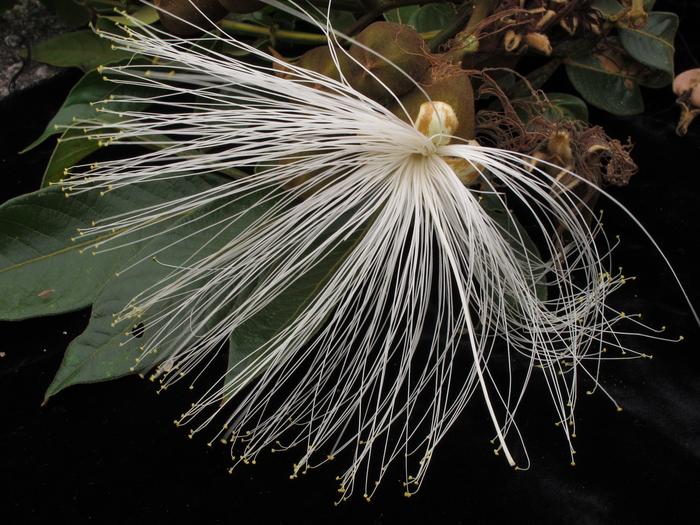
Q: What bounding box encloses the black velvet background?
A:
[1,2,698,523]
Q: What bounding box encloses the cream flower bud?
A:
[414,101,459,147]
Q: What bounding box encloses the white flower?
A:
[59,1,694,501]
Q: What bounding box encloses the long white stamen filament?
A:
[57,2,692,499]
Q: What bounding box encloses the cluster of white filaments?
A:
[58,2,688,502]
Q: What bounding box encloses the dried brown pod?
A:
[503,30,521,52]
[523,32,552,56]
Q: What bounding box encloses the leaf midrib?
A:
[0,229,126,274]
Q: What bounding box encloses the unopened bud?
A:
[392,64,475,142]
[414,101,459,146]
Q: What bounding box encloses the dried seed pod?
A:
[560,18,575,35]
[536,9,557,29]
[218,0,265,13]
[571,15,579,33]
[392,64,475,142]
[523,32,552,55]
[155,0,227,36]
[348,22,429,102]
[503,30,522,52]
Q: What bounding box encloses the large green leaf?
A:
[102,6,160,27]
[308,8,356,33]
[619,12,678,82]
[565,52,645,116]
[545,92,589,122]
[515,92,589,123]
[0,176,221,321]
[45,183,271,399]
[481,195,548,302]
[384,3,456,32]
[407,3,457,32]
[383,5,420,25]
[225,227,365,389]
[22,70,151,153]
[41,128,101,187]
[29,29,132,71]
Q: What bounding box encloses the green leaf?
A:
[545,92,589,122]
[102,6,160,27]
[619,11,678,82]
[22,70,150,153]
[28,29,132,71]
[45,183,271,399]
[384,3,456,32]
[0,177,220,321]
[383,5,420,25]
[225,227,365,389]
[407,3,457,32]
[514,92,589,123]
[481,195,548,302]
[307,8,356,33]
[41,128,100,187]
[565,52,645,116]
[328,10,357,33]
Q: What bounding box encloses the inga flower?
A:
[58,1,694,501]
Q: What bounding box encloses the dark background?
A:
[1,1,698,523]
